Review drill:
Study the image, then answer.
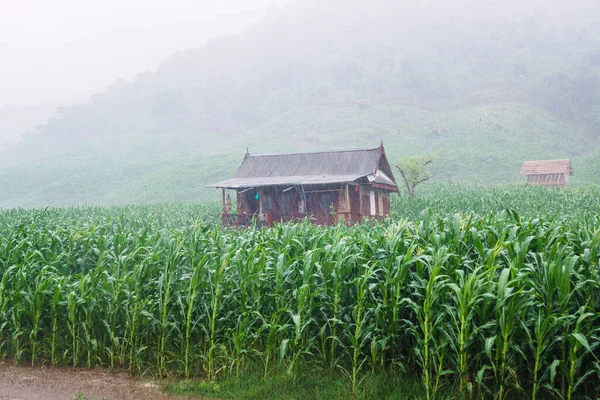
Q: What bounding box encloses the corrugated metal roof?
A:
[235,147,381,178]
[209,146,398,189]
[210,174,366,189]
[520,159,573,175]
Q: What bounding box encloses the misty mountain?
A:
[26,0,599,143]
[0,103,58,149]
[1,0,600,206]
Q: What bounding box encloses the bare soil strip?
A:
[0,361,186,400]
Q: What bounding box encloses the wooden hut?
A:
[209,143,399,226]
[519,159,573,187]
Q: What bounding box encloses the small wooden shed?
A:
[519,159,573,187]
[209,143,399,226]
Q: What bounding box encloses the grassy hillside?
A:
[246,103,596,183]
[1,102,597,208]
[1,0,599,208]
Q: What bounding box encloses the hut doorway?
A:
[244,190,259,215]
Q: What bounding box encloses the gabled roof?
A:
[209,145,399,190]
[520,159,573,175]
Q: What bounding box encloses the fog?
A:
[0,0,287,146]
[0,0,599,206]
[1,0,596,109]
[0,0,288,106]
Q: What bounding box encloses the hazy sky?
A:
[0,0,286,107]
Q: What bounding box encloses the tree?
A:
[395,155,435,197]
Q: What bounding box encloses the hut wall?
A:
[349,186,361,214]
[230,184,392,226]
[525,173,567,187]
[360,186,370,216]
[305,189,339,214]
[359,186,392,217]
[260,187,301,220]
[383,193,391,215]
[337,189,349,213]
[377,191,390,216]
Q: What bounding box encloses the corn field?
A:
[1,188,599,399]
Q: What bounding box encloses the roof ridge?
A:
[522,159,571,163]
[247,146,380,158]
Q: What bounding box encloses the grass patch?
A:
[166,369,440,400]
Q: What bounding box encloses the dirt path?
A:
[0,361,189,400]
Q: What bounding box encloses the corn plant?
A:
[0,190,599,398]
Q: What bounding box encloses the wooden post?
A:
[221,188,226,226]
[259,188,263,215]
[345,183,350,213]
[359,186,363,215]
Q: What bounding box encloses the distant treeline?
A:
[27,0,599,148]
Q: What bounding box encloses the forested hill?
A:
[1,0,600,207]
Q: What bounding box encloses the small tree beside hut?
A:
[395,155,435,197]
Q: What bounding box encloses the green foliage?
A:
[395,155,435,197]
[1,185,600,399]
